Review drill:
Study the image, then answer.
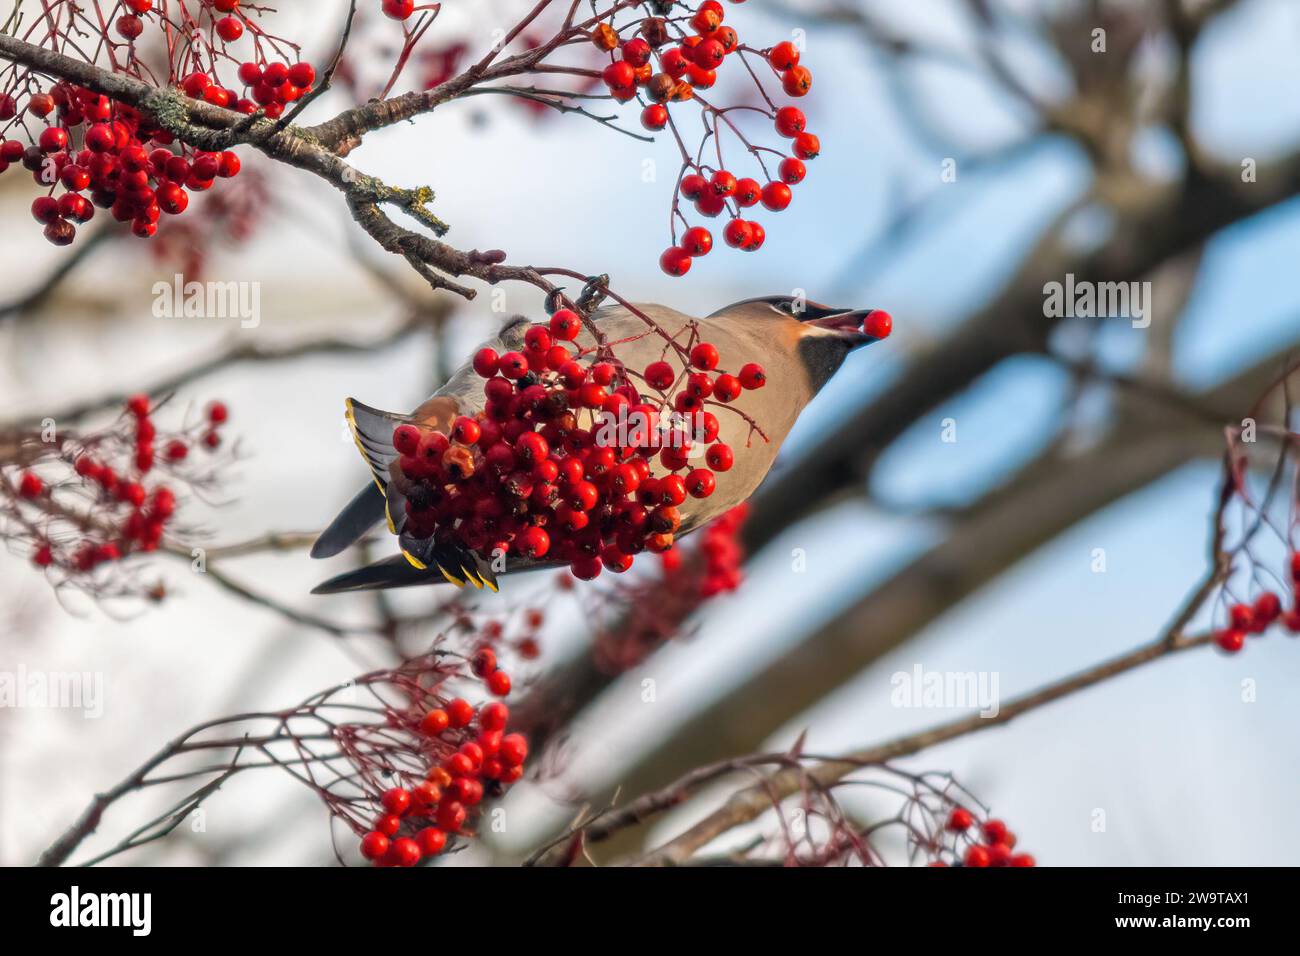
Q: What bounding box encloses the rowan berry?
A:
[768,41,800,71]
[946,807,973,831]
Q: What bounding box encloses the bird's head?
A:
[708,295,892,392]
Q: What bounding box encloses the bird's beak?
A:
[803,308,892,345]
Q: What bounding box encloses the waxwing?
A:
[311,295,890,593]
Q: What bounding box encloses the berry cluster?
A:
[11,396,228,578]
[391,310,766,581]
[662,501,746,596]
[1,1,311,245]
[938,808,1036,868]
[354,689,528,867]
[584,4,818,276]
[589,503,749,675]
[1212,559,1300,654]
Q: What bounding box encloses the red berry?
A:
[446,698,474,727]
[723,219,752,248]
[782,66,813,97]
[415,827,447,856]
[17,472,43,498]
[643,361,676,391]
[622,37,652,66]
[487,670,512,697]
[862,309,893,339]
[27,93,55,117]
[710,170,737,197]
[712,374,742,402]
[779,157,807,185]
[388,837,421,867]
[452,416,481,445]
[498,351,529,379]
[1215,628,1245,653]
[392,424,421,456]
[680,173,707,200]
[499,733,528,767]
[472,647,498,677]
[381,787,411,815]
[761,181,792,211]
[215,16,244,42]
[524,325,552,354]
[721,179,754,211]
[981,819,1008,845]
[706,443,734,471]
[694,190,726,217]
[38,126,69,153]
[603,61,636,89]
[641,104,669,131]
[549,309,581,341]
[774,106,806,137]
[288,62,316,89]
[116,15,144,39]
[515,525,550,558]
[217,151,240,178]
[1253,591,1281,628]
[436,799,467,832]
[156,182,189,215]
[793,132,820,160]
[420,708,450,735]
[768,41,800,71]
[738,363,766,389]
[31,196,59,225]
[471,347,500,378]
[659,246,692,277]
[207,401,229,424]
[946,807,973,831]
[694,39,726,69]
[964,845,992,868]
[382,0,415,19]
[360,831,390,860]
[690,342,719,370]
[681,226,713,256]
[685,469,715,498]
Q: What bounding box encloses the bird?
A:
[310,294,890,594]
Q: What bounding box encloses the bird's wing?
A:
[310,318,531,576]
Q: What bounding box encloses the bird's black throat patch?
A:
[796,334,854,393]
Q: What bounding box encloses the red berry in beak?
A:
[862,309,892,340]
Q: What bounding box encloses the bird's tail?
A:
[310,398,410,559]
[310,482,387,558]
[311,554,439,593]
